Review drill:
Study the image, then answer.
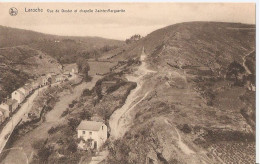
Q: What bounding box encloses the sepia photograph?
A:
[0,2,257,164]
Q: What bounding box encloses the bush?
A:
[61,108,69,117]
[106,82,126,94]
[38,145,53,163]
[48,126,62,135]
[32,139,47,150]
[67,141,78,153]
[80,110,92,120]
[82,89,92,96]
[181,124,192,134]
[69,103,74,108]
[68,118,80,130]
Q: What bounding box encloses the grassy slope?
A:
[0,24,123,100]
[0,45,62,102]
[107,22,256,164]
[0,25,124,63]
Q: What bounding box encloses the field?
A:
[88,61,117,76]
[208,141,255,164]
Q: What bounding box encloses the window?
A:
[82,131,85,134]
[102,126,103,130]
[89,132,92,135]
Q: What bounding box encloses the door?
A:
[94,141,97,149]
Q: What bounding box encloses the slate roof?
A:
[0,107,8,112]
[64,64,78,72]
[77,120,104,131]
[5,99,18,105]
[16,89,25,96]
[24,84,32,91]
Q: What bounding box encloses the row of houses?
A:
[0,73,68,124]
[0,64,79,124]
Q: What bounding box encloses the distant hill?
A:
[0,25,124,63]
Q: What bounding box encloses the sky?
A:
[0,3,256,40]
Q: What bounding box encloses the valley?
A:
[0,21,256,164]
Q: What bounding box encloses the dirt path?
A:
[1,76,101,164]
[109,47,156,139]
[164,119,195,155]
[164,119,213,164]
[242,50,254,75]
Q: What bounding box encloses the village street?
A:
[0,77,66,155]
[0,85,48,153]
[2,75,101,164]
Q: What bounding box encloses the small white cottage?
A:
[11,89,25,104]
[77,120,107,150]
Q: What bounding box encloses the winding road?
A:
[109,47,156,139]
[242,50,254,75]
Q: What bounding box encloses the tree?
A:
[68,118,80,130]
[76,57,90,77]
[125,34,142,44]
[38,146,53,163]
[67,141,78,153]
[226,61,245,81]
[80,110,92,120]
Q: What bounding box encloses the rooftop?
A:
[64,63,78,72]
[16,89,25,96]
[0,107,8,112]
[4,99,18,105]
[77,120,104,131]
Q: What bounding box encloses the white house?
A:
[77,120,107,150]
[0,107,9,121]
[17,85,32,97]
[0,110,5,123]
[12,89,25,104]
[64,64,79,77]
[0,99,18,113]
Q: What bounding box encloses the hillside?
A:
[0,45,62,102]
[0,22,256,164]
[106,22,256,164]
[0,25,124,63]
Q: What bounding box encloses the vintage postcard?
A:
[0,2,256,164]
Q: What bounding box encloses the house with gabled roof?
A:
[0,99,18,113]
[64,63,79,75]
[77,120,107,150]
[12,89,25,104]
[0,107,9,121]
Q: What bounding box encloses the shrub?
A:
[48,125,62,135]
[68,118,80,130]
[82,89,92,96]
[69,103,74,108]
[181,124,192,134]
[80,110,92,120]
[67,141,78,153]
[61,108,69,117]
[38,145,53,163]
[32,139,47,150]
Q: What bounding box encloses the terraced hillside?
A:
[106,22,256,164]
